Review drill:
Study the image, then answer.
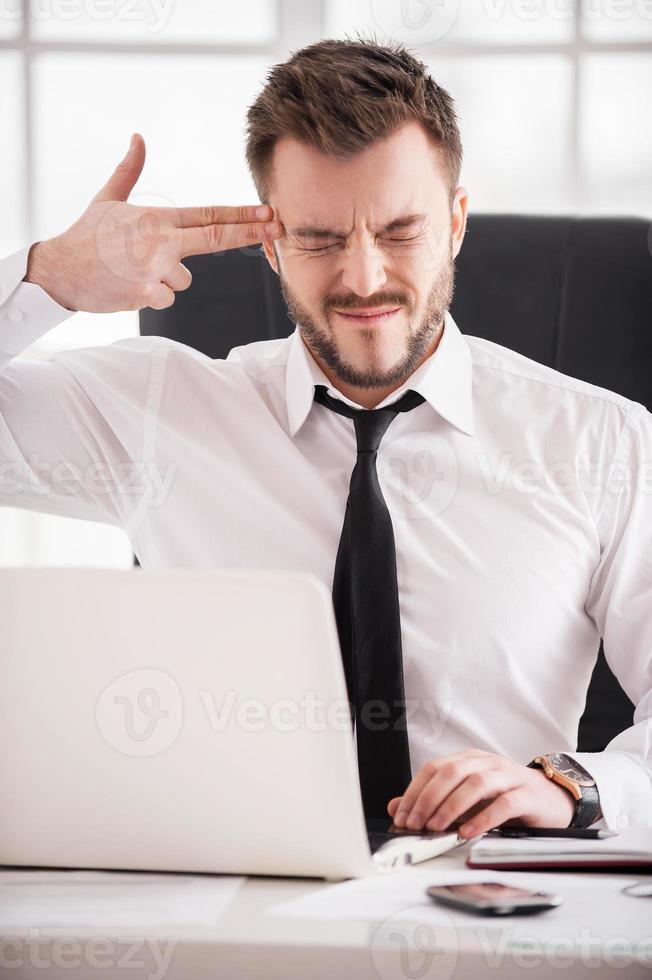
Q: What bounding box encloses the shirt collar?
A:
[285,309,474,438]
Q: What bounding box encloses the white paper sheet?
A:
[268,867,650,945]
[0,870,244,930]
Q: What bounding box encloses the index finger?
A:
[162,204,273,228]
[394,753,494,823]
[180,218,281,258]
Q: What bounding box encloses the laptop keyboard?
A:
[366,819,456,854]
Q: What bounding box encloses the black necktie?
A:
[314,383,426,820]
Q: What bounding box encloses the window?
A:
[1,0,650,566]
[1,0,284,567]
[326,0,652,214]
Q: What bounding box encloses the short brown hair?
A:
[245,34,463,207]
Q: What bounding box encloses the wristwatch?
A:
[527,752,602,828]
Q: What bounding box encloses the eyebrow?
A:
[288,213,428,239]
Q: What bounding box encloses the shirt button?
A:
[616,813,629,829]
[7,309,24,323]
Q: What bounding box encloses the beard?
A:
[274,235,456,389]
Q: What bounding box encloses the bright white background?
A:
[1,0,651,567]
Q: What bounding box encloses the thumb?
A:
[92,132,146,204]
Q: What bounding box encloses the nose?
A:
[340,234,388,298]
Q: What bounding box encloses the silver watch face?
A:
[548,753,595,786]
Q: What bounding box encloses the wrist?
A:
[527,753,601,828]
[24,239,77,312]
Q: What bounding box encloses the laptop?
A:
[0,568,473,879]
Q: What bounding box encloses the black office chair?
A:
[139,214,652,753]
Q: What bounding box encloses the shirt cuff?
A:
[0,244,75,358]
[570,749,652,831]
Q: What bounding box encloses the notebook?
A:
[467,828,652,872]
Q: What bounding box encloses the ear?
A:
[451,186,469,259]
[261,237,279,275]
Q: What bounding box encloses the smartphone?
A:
[426,881,563,916]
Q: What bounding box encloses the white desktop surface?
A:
[2,840,652,980]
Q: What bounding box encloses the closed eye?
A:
[301,235,423,253]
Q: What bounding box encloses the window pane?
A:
[325,0,574,45]
[0,1,21,39]
[31,51,270,351]
[425,56,573,211]
[579,53,652,215]
[0,53,26,255]
[1,49,136,569]
[0,510,135,567]
[31,0,278,43]
[581,1,652,41]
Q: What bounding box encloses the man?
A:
[1,37,650,836]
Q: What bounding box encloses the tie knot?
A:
[313,385,425,454]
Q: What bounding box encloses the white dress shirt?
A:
[2,243,651,832]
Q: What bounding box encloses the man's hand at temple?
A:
[23,132,283,314]
[387,748,576,838]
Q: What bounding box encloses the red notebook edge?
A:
[466,857,652,873]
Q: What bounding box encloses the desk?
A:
[2,840,651,980]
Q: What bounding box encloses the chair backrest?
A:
[141,213,652,752]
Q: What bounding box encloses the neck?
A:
[309,320,445,409]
